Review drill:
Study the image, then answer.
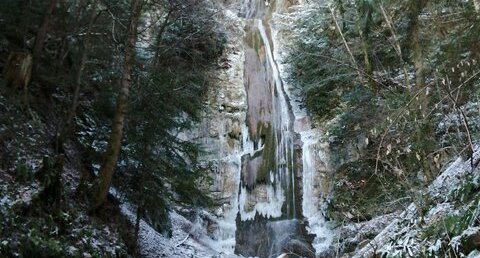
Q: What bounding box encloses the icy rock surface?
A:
[189,0,334,256]
[120,202,240,258]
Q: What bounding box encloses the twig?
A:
[425,69,480,119]
[374,85,427,176]
[442,217,459,258]
[469,199,480,227]
[375,68,480,176]
[303,52,388,89]
[379,4,411,89]
[175,234,190,248]
[329,6,363,84]
[444,74,475,168]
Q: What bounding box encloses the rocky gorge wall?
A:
[184,1,480,258]
[188,0,339,256]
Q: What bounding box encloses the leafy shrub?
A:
[327,159,409,222]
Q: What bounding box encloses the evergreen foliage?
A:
[288,0,480,223]
[288,1,480,255]
[0,0,224,256]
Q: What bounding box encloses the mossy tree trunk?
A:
[356,0,376,92]
[360,35,375,91]
[91,0,144,210]
[407,0,429,115]
[36,155,65,212]
[407,0,435,182]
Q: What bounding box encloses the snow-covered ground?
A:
[119,203,231,258]
[351,145,480,258]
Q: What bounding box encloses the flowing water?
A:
[201,0,333,257]
[233,0,315,257]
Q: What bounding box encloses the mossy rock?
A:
[327,159,408,222]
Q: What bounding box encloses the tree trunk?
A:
[357,25,375,92]
[412,23,424,90]
[408,0,428,114]
[3,52,32,90]
[360,35,375,91]
[32,0,57,72]
[408,0,433,183]
[55,0,88,73]
[379,4,411,89]
[152,10,172,67]
[17,0,31,43]
[57,0,98,149]
[36,155,65,212]
[329,7,363,84]
[135,205,144,240]
[91,0,144,210]
[356,2,376,92]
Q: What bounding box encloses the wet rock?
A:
[228,120,241,140]
[282,239,315,258]
[235,213,269,257]
[209,162,239,201]
[221,103,243,113]
[457,227,480,254]
[218,57,232,69]
[208,123,220,138]
[337,213,399,254]
[316,247,337,258]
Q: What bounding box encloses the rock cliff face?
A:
[187,1,480,258]
[190,0,335,257]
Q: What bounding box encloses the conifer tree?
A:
[92,0,144,210]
